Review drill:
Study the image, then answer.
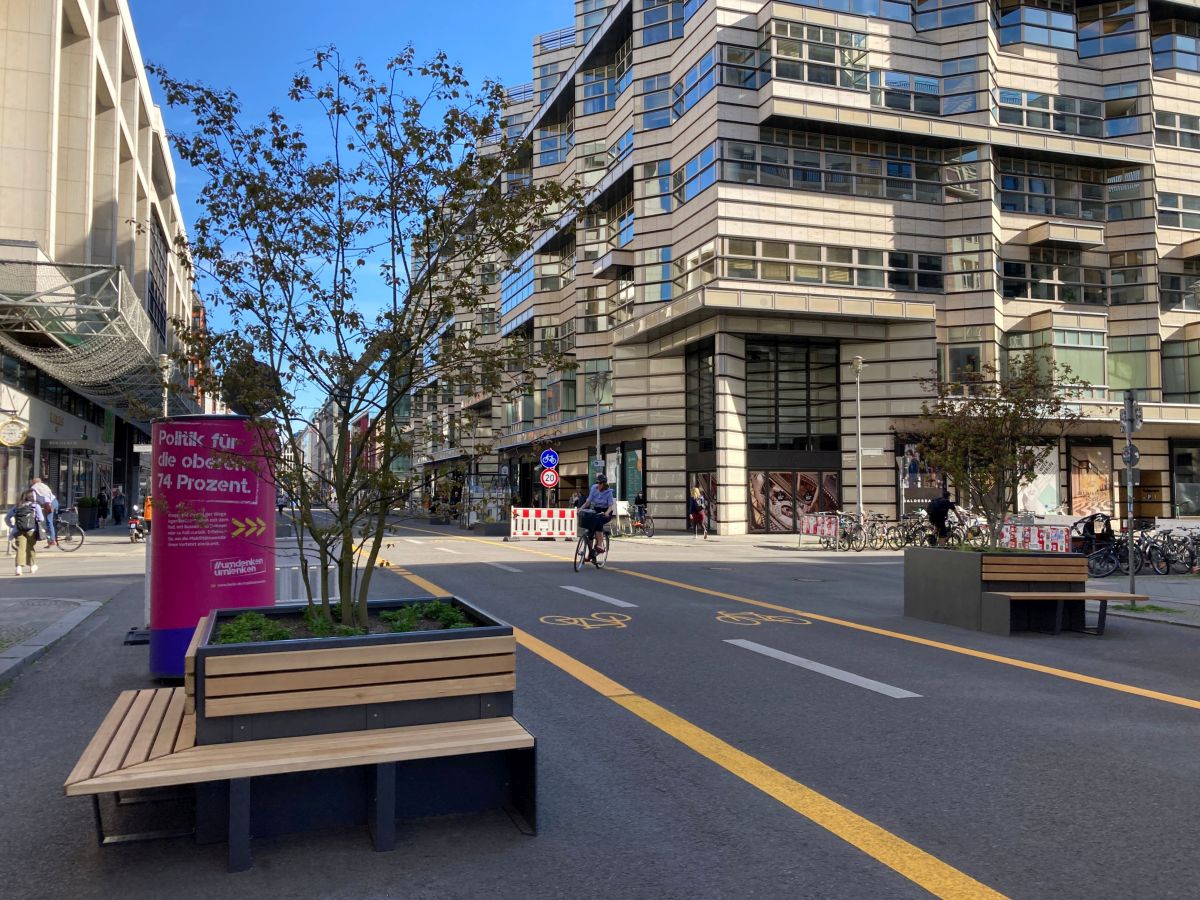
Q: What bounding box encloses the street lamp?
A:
[850,355,866,520]
[589,371,610,481]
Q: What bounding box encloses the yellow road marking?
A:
[378,559,1004,899]
[386,523,1200,713]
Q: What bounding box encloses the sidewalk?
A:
[1089,574,1200,628]
[0,526,147,684]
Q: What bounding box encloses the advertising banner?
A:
[996,524,1070,553]
[149,416,276,676]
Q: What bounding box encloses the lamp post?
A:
[589,371,610,481]
[851,356,865,520]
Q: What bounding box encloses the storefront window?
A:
[1173,444,1200,516]
[1070,443,1113,516]
[749,470,837,532]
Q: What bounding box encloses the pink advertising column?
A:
[149,415,276,677]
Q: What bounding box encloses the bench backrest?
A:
[981,555,1087,584]
[197,635,516,719]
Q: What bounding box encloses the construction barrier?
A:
[997,524,1071,552]
[799,513,839,538]
[509,507,579,540]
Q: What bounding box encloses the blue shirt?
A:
[585,485,614,511]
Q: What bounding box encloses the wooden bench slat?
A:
[204,673,517,718]
[174,714,196,753]
[67,717,535,796]
[149,689,187,760]
[982,557,1085,565]
[990,591,1149,601]
[64,690,138,787]
[122,688,175,769]
[984,578,1089,585]
[981,563,1086,571]
[95,690,156,777]
[202,635,516,676]
[203,654,516,698]
[184,616,207,679]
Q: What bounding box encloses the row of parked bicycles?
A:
[815,509,1200,578]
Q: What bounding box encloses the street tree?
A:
[151,48,580,628]
[917,353,1089,548]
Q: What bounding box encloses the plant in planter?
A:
[74,496,100,530]
[153,49,583,633]
[918,354,1090,548]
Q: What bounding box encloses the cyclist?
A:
[633,490,646,526]
[580,473,615,559]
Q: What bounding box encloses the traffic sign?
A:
[1121,444,1140,467]
[540,468,560,489]
[133,443,152,453]
[540,448,559,469]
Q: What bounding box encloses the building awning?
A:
[0,259,199,426]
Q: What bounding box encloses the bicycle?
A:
[53,506,86,552]
[573,511,610,571]
[630,507,655,538]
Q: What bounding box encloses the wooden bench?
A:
[980,556,1147,636]
[67,614,536,872]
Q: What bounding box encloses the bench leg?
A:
[1093,599,1108,636]
[1052,599,1063,635]
[227,778,252,873]
[503,745,537,836]
[368,762,396,852]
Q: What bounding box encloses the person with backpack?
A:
[688,486,709,539]
[29,476,57,547]
[6,490,45,576]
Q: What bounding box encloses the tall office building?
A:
[412,0,1200,533]
[0,0,205,508]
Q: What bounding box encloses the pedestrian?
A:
[29,476,57,548]
[6,489,45,576]
[688,486,708,539]
[927,488,955,546]
[906,451,920,489]
[142,494,153,534]
[111,486,126,526]
[98,486,110,527]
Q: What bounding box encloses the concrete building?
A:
[0,0,203,509]
[412,0,1200,533]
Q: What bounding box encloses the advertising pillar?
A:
[149,415,276,676]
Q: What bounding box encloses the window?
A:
[1054,328,1108,390]
[147,216,169,342]
[1158,193,1200,229]
[672,143,718,203]
[580,64,617,116]
[761,21,869,92]
[1163,340,1200,402]
[638,246,674,301]
[641,0,683,46]
[995,157,1143,222]
[500,255,534,317]
[1108,335,1153,394]
[746,339,839,452]
[534,117,574,167]
[1109,250,1151,305]
[1156,111,1200,149]
[997,88,1103,139]
[871,71,944,116]
[787,0,911,22]
[1160,259,1200,311]
[997,0,1077,50]
[637,159,673,216]
[1172,442,1200,515]
[686,340,715,455]
[1152,18,1200,72]
[1077,1,1136,57]
[915,0,979,30]
[1001,247,1107,305]
[716,239,941,291]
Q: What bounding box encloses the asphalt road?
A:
[1,525,1198,898]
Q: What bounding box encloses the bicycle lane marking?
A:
[376,558,1006,900]
[386,523,1200,714]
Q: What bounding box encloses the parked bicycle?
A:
[53,505,86,552]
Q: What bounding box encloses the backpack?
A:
[12,505,37,534]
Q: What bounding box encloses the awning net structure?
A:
[0,259,199,425]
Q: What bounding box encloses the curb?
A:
[0,599,103,685]
[1106,610,1200,630]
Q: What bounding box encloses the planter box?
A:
[190,597,515,745]
[77,506,99,530]
[904,548,1086,633]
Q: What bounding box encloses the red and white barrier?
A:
[997,524,1071,552]
[509,507,578,540]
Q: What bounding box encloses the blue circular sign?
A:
[540,448,559,469]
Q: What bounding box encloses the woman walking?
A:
[6,490,45,576]
[688,486,709,539]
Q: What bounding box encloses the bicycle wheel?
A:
[57,524,85,552]
[592,534,609,569]
[1116,543,1143,576]
[851,526,867,552]
[868,525,886,551]
[1088,547,1119,578]
[573,535,589,572]
[885,526,903,551]
[642,515,655,538]
[1164,536,1194,574]
[1147,542,1170,576]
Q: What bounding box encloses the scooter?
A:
[128,515,145,543]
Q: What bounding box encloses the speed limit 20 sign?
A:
[539,468,560,489]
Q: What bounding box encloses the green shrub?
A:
[76,496,98,508]
[214,612,292,644]
[380,601,472,633]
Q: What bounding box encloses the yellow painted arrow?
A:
[231,518,246,537]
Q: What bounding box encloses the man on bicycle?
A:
[581,473,615,559]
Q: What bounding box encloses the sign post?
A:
[1120,391,1143,604]
[149,415,277,676]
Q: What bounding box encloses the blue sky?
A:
[127,0,560,235]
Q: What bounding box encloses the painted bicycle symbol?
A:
[715,611,811,626]
[540,612,632,630]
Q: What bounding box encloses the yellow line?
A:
[387,523,1200,713]
[380,558,1005,899]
